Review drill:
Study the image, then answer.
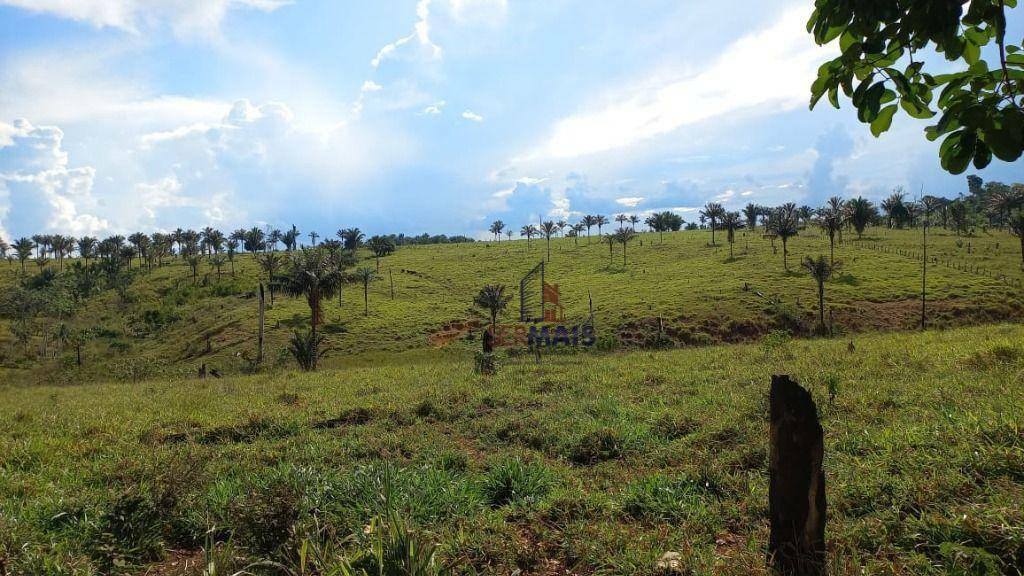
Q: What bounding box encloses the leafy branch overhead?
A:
[809,0,1023,173]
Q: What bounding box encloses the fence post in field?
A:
[769,375,826,576]
[257,282,265,365]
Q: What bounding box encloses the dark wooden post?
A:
[769,375,826,575]
[482,327,494,354]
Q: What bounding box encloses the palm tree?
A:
[629,214,640,231]
[582,215,597,242]
[506,229,513,242]
[473,284,512,333]
[489,220,505,242]
[244,227,265,255]
[257,251,283,305]
[614,227,636,266]
[743,203,760,230]
[366,236,396,271]
[520,224,537,248]
[769,203,800,271]
[802,255,840,333]
[308,231,319,247]
[355,266,375,315]
[595,214,609,236]
[570,223,585,246]
[700,202,725,245]
[280,248,345,370]
[817,206,844,266]
[847,197,876,238]
[615,214,629,228]
[185,254,202,284]
[539,221,558,261]
[881,189,908,228]
[604,233,616,265]
[13,237,34,274]
[76,236,97,267]
[209,255,227,279]
[226,239,239,276]
[721,211,741,258]
[282,225,300,251]
[338,228,365,251]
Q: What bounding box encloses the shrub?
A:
[90,490,165,572]
[480,459,554,507]
[228,476,303,555]
[288,330,326,371]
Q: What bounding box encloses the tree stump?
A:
[769,375,826,575]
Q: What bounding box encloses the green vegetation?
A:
[1,324,1022,574]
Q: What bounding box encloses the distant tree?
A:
[615,214,629,228]
[802,255,841,334]
[355,266,375,315]
[489,220,505,242]
[13,238,34,274]
[520,224,537,248]
[366,235,396,271]
[539,221,559,261]
[595,214,609,236]
[949,200,970,235]
[506,229,513,242]
[847,197,876,238]
[581,215,597,241]
[604,233,616,265]
[645,211,684,242]
[881,189,909,228]
[282,225,300,251]
[700,202,726,246]
[77,237,97,266]
[244,227,266,255]
[185,254,202,285]
[226,239,239,276]
[817,206,844,266]
[257,251,283,305]
[629,214,640,231]
[474,284,512,333]
[769,203,800,271]
[743,203,760,230]
[338,228,365,251]
[569,223,585,246]
[280,248,345,370]
[308,231,319,247]
[209,255,227,279]
[721,211,742,259]
[613,227,637,266]
[1010,210,1024,267]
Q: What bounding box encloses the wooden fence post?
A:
[769,375,826,575]
[257,283,265,365]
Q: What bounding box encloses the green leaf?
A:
[972,141,992,169]
[900,98,935,119]
[871,105,898,137]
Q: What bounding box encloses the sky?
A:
[0,0,1021,241]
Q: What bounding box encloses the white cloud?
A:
[530,5,828,159]
[0,0,290,37]
[449,0,507,23]
[371,0,441,68]
[615,196,644,208]
[0,119,108,237]
[422,100,446,115]
[361,80,383,93]
[462,109,484,122]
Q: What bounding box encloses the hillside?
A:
[1,323,1022,574]
[1,226,1023,384]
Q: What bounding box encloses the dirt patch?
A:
[833,298,1020,332]
[139,549,204,576]
[428,318,484,347]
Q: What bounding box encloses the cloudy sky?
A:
[0,1,1021,241]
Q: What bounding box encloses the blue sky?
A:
[0,0,1021,241]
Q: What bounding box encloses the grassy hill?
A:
[2,226,1022,384]
[1,323,1022,574]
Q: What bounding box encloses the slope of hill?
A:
[1,226,1022,384]
[1,323,1022,574]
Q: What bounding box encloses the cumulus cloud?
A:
[0,119,108,237]
[529,5,828,159]
[0,0,290,37]
[422,101,446,115]
[462,110,484,122]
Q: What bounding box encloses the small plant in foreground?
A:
[481,459,554,507]
[289,330,327,371]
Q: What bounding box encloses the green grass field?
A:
[1,324,1022,574]
[1,226,1023,574]
[1,226,1022,384]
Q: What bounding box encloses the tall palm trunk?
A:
[546,237,551,261]
[817,281,825,332]
[782,238,789,271]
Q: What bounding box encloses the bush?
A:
[480,459,554,507]
[228,476,302,555]
[288,330,326,371]
[90,490,165,572]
